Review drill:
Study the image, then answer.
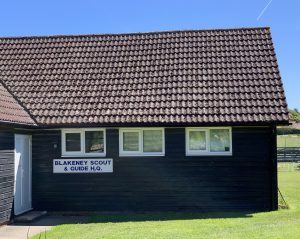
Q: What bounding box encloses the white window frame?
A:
[61,128,106,157]
[119,128,165,157]
[186,127,232,156]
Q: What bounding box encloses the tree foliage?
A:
[289,108,300,122]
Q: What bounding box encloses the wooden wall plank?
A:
[32,127,274,212]
[0,130,14,224]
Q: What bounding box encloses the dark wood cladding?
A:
[32,127,275,212]
[0,130,14,224]
[270,125,278,210]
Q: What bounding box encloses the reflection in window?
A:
[143,130,163,152]
[85,131,104,153]
[123,131,139,151]
[189,131,206,151]
[210,129,230,152]
[65,133,81,152]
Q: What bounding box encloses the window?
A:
[143,130,163,152]
[119,128,165,156]
[123,130,140,152]
[186,127,232,156]
[62,128,106,156]
[210,129,230,152]
[189,130,207,151]
[65,133,81,152]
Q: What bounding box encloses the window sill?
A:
[119,153,165,157]
[186,152,232,156]
[61,154,106,158]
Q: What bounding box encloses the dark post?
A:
[270,125,278,210]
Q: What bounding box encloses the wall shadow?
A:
[87,211,254,223]
[13,211,255,227]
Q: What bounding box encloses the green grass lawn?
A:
[33,164,300,239]
[277,134,300,147]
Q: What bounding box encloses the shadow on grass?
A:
[87,211,254,223]
[12,211,255,227]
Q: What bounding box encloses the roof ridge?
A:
[0,26,270,40]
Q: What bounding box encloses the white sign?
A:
[53,159,113,173]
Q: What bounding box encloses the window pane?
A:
[210,129,230,152]
[85,131,104,153]
[123,132,139,151]
[65,133,81,152]
[143,130,163,152]
[189,131,206,150]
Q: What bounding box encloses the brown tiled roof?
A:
[0,81,35,125]
[0,27,289,126]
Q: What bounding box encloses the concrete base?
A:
[0,215,87,239]
[14,211,47,223]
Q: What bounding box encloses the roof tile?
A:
[0,27,289,125]
[0,82,35,125]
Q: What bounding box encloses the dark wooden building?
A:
[0,27,289,224]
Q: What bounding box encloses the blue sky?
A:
[0,0,299,109]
